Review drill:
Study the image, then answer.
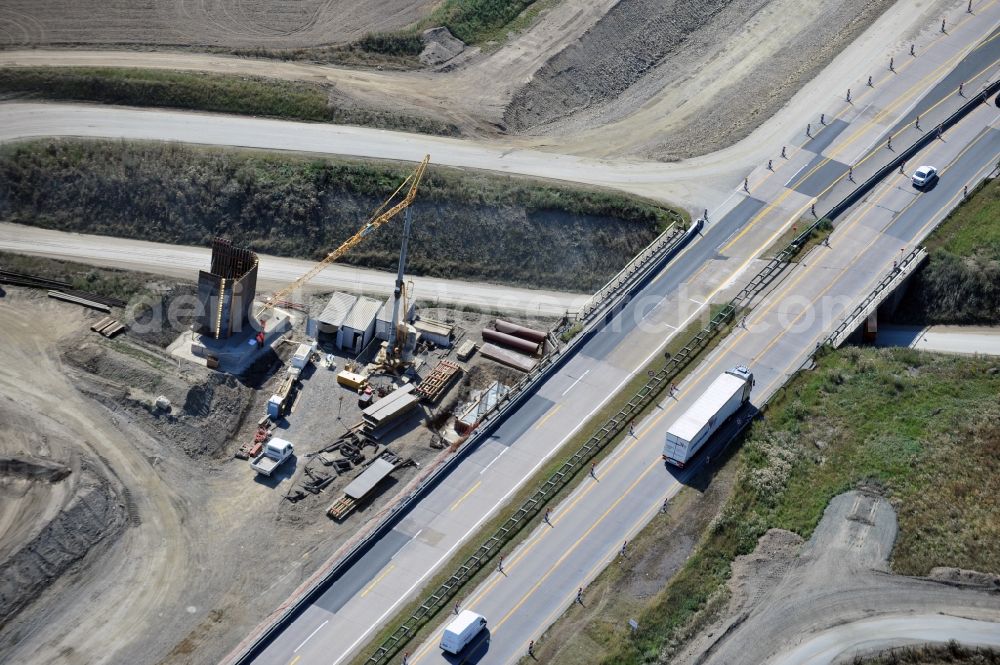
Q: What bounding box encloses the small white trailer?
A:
[663,366,753,467]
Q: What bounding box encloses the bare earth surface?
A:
[0,291,409,665]
[675,492,1000,665]
[0,0,952,159]
[0,0,436,48]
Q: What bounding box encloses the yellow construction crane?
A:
[254,154,430,320]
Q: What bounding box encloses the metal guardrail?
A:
[823,247,928,348]
[361,83,1000,664]
[364,222,821,665]
[575,221,685,323]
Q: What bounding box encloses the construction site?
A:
[3,1,999,664]
[0,154,562,664]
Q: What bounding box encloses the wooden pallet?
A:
[415,360,462,402]
[327,496,357,521]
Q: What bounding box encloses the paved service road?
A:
[877,324,1000,356]
[769,614,1000,665]
[0,223,584,316]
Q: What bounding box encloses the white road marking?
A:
[480,447,507,474]
[294,619,328,653]
[561,369,590,396]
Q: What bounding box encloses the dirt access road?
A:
[0,292,384,665]
[0,0,957,160]
[676,491,1000,665]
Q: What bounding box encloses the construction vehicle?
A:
[251,438,294,476]
[663,366,754,467]
[253,155,430,322]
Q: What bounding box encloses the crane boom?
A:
[255,154,430,319]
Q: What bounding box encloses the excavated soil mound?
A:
[504,0,755,132]
[63,340,253,458]
[0,465,125,625]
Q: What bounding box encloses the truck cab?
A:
[250,438,294,477]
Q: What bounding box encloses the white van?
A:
[439,610,487,655]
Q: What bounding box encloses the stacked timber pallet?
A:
[90,316,127,338]
[414,360,462,403]
[480,319,547,372]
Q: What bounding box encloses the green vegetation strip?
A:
[424,0,538,44]
[0,139,682,292]
[570,347,1000,665]
[893,174,1000,325]
[357,0,548,50]
[0,67,459,136]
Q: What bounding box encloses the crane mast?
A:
[254,154,430,320]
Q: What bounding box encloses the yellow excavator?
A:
[253,154,430,324]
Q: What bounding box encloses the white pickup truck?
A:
[251,438,294,476]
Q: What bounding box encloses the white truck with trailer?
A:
[663,366,753,467]
[250,438,294,476]
[440,610,488,655]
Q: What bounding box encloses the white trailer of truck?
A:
[663,366,753,467]
[251,438,294,476]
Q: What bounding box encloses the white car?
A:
[911,165,938,188]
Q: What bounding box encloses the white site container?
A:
[663,366,753,467]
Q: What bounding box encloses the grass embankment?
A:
[536,347,1000,665]
[349,305,736,665]
[0,67,459,136]
[852,643,1000,665]
[762,218,832,261]
[0,139,685,292]
[894,175,1000,324]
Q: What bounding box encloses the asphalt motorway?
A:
[404,96,1000,665]
[241,12,1000,665]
